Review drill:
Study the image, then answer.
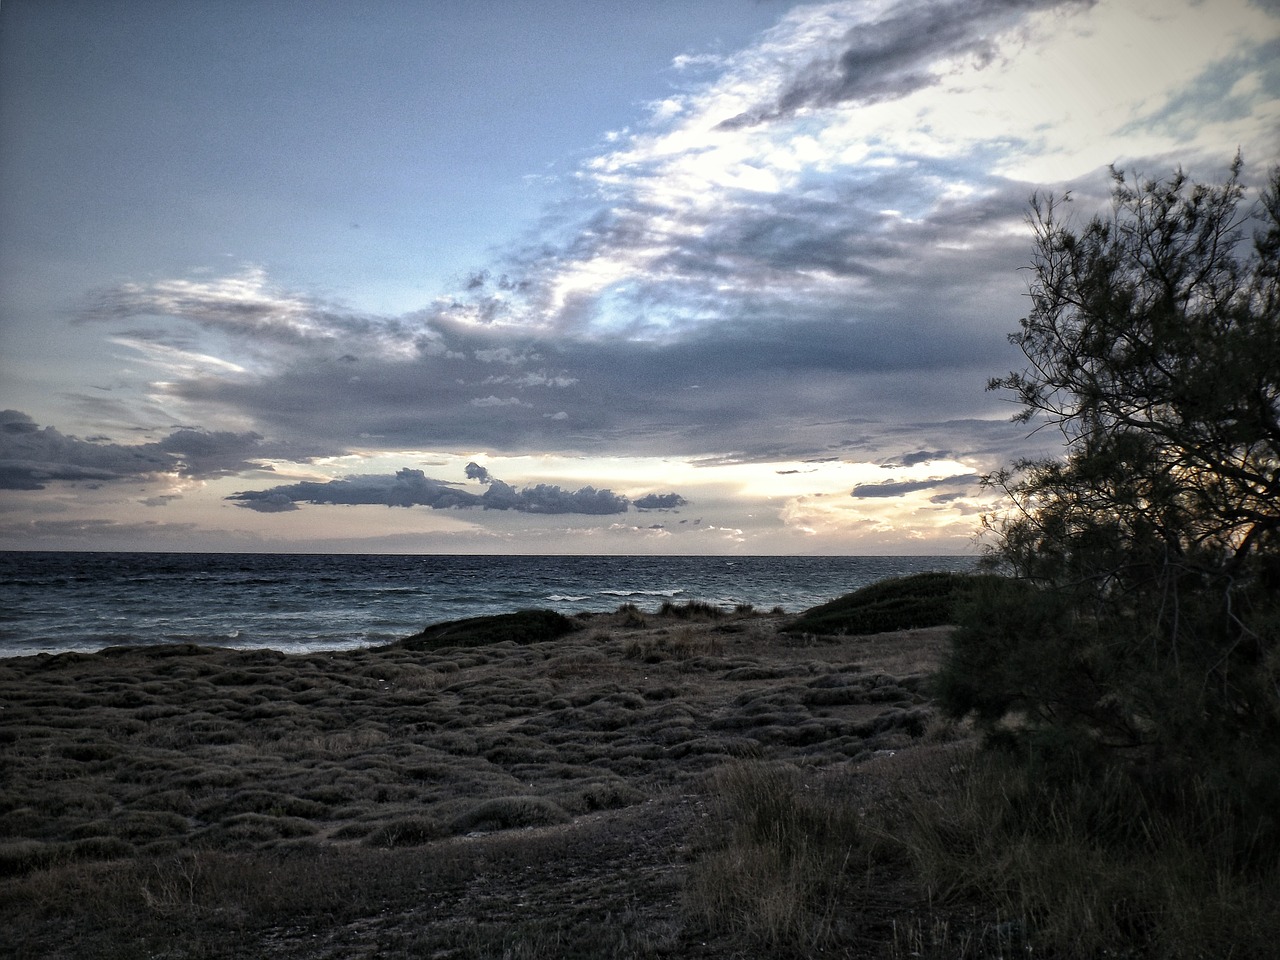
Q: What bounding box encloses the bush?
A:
[391,609,581,651]
[783,572,994,636]
[657,600,724,620]
[938,159,1280,917]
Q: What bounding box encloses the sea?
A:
[0,552,977,658]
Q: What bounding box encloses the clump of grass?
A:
[615,602,647,626]
[450,796,571,835]
[364,816,446,848]
[685,761,869,953]
[658,600,724,620]
[622,628,724,663]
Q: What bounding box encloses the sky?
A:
[1,0,1277,556]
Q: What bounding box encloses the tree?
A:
[992,154,1279,583]
[938,158,1280,832]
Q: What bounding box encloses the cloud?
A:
[891,450,952,467]
[79,267,423,363]
[720,0,1094,128]
[478,480,631,515]
[60,0,1278,513]
[851,473,977,498]
[233,492,300,513]
[0,409,312,490]
[633,493,689,510]
[153,428,284,478]
[229,468,479,511]
[0,409,170,489]
[228,464,688,518]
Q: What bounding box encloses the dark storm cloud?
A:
[889,450,952,467]
[229,468,480,511]
[0,410,168,488]
[720,0,1094,128]
[633,493,688,510]
[477,480,630,515]
[0,409,311,489]
[139,292,1037,478]
[851,473,976,498]
[229,465,687,517]
[234,492,299,513]
[153,428,296,478]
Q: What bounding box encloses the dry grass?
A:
[0,606,942,959]
[881,750,1280,959]
[12,594,1257,960]
[7,568,1269,957]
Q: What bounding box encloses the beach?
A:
[0,604,964,959]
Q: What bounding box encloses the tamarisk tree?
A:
[992,155,1279,585]
[941,158,1280,807]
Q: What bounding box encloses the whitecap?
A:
[601,588,683,598]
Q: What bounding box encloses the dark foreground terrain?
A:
[1,605,970,959]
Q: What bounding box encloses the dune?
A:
[0,603,962,958]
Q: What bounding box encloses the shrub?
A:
[784,572,993,636]
[390,609,581,651]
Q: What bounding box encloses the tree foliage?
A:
[939,158,1280,847]
[991,155,1280,581]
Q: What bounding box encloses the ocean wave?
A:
[600,588,683,598]
[0,553,977,655]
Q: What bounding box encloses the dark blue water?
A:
[0,552,976,657]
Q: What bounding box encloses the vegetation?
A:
[685,761,874,954]
[928,158,1280,954]
[944,157,1280,769]
[6,158,1277,959]
[0,603,949,958]
[782,570,996,636]
[390,608,581,651]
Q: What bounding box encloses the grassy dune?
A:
[1,602,960,959]
[8,577,1277,959]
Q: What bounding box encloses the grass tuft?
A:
[658,600,725,620]
[685,762,868,953]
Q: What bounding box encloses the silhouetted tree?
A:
[939,158,1280,849]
